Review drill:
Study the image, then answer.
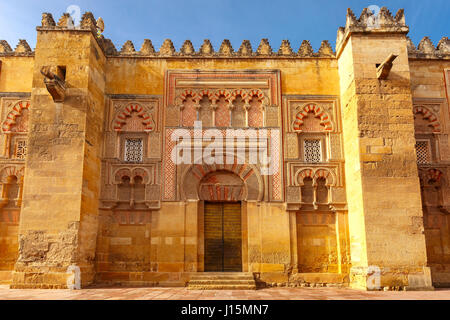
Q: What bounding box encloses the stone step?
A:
[189,279,256,285]
[187,272,257,290]
[190,275,255,281]
[188,284,257,290]
[192,272,253,276]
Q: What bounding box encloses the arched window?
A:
[118,176,131,201]
[301,177,314,203]
[133,176,145,202]
[316,177,329,204]
[231,95,245,127]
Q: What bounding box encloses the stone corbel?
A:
[377,53,398,80]
[40,66,66,102]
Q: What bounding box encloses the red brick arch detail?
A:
[114,168,132,183]
[197,89,214,101]
[414,106,440,132]
[297,169,314,186]
[132,168,151,184]
[292,103,333,132]
[248,89,264,101]
[2,101,30,133]
[230,89,248,102]
[180,89,198,102]
[0,166,25,183]
[214,89,231,101]
[190,162,254,183]
[113,103,154,132]
[313,169,334,186]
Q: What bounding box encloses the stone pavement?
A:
[0,285,450,300]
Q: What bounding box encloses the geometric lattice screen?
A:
[124,138,144,162]
[415,140,431,164]
[14,140,27,159]
[304,139,322,163]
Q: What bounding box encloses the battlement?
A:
[0,39,33,56]
[336,7,409,56]
[106,38,335,58]
[35,12,336,58]
[0,9,448,60]
[407,36,450,59]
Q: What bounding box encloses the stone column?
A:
[11,13,106,288]
[336,8,432,290]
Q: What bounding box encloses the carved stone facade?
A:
[0,7,448,289]
[0,97,28,283]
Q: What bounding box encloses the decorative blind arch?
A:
[413,106,440,133]
[293,103,333,132]
[2,101,30,133]
[113,103,155,132]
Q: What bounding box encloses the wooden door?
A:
[204,202,242,272]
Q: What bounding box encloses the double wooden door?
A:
[204,202,242,272]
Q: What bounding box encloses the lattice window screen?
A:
[124,138,143,162]
[304,139,322,163]
[415,140,431,164]
[15,140,27,159]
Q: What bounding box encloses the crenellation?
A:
[408,36,450,59]
[0,40,12,54]
[298,40,314,57]
[120,40,136,54]
[159,39,176,56]
[394,8,406,25]
[199,39,214,55]
[418,37,436,55]
[317,40,334,57]
[257,38,272,56]
[406,36,417,54]
[140,39,156,55]
[278,40,294,56]
[41,12,56,27]
[101,38,118,56]
[437,37,450,54]
[57,13,73,28]
[80,11,97,31]
[180,40,195,55]
[14,40,32,54]
[238,40,253,56]
[218,39,234,56]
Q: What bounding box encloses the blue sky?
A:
[0,0,448,52]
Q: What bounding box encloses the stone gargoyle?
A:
[40,66,66,102]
